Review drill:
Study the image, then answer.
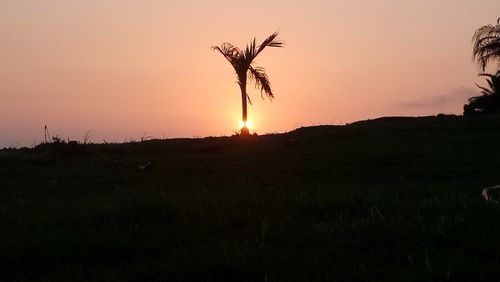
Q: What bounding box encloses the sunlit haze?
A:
[1,0,499,147]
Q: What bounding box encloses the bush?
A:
[464,71,500,116]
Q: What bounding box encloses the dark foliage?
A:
[464,71,500,116]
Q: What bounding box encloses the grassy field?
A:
[2,115,500,281]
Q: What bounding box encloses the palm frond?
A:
[474,43,500,70]
[475,82,493,96]
[248,65,274,99]
[472,20,500,70]
[241,32,284,67]
[475,72,500,96]
[478,72,495,80]
[479,71,500,90]
[256,32,284,56]
[212,43,242,68]
[246,93,253,105]
[242,38,257,66]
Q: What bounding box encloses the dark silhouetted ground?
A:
[2,115,500,281]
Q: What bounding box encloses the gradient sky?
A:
[1,0,499,147]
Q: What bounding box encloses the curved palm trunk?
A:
[239,74,250,135]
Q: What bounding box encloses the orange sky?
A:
[1,0,499,147]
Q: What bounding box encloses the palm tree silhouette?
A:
[212,32,284,135]
[473,17,500,71]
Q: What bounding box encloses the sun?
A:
[239,120,253,130]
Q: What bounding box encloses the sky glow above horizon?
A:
[1,0,499,147]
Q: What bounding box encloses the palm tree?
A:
[473,17,500,71]
[212,32,284,135]
[464,71,500,115]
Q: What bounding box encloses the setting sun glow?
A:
[239,120,253,130]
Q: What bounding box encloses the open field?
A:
[2,115,500,281]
